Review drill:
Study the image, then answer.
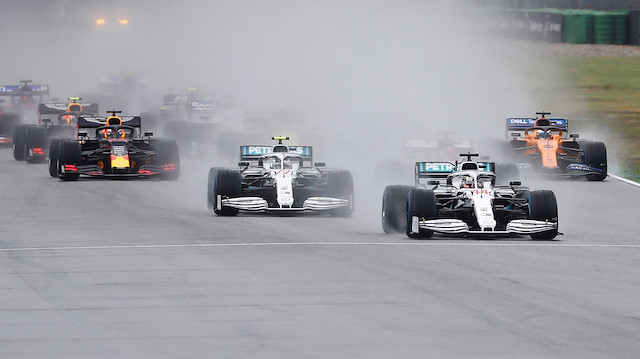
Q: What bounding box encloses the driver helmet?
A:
[461,175,475,188]
[536,129,550,139]
[102,128,119,139]
[283,157,292,169]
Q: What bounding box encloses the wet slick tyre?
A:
[156,140,180,180]
[25,126,48,163]
[48,138,62,177]
[327,170,354,217]
[12,124,27,161]
[381,185,413,233]
[583,141,607,181]
[207,167,223,211]
[213,169,242,216]
[528,190,558,240]
[58,140,82,181]
[406,188,437,239]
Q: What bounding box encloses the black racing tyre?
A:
[58,140,82,181]
[327,170,354,217]
[381,185,413,233]
[406,188,437,239]
[48,138,62,177]
[213,169,242,216]
[494,162,520,186]
[25,126,48,163]
[207,167,223,210]
[528,190,558,240]
[583,141,607,181]
[12,124,28,161]
[156,140,181,180]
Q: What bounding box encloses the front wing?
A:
[516,162,606,178]
[60,163,176,178]
[409,217,557,236]
[216,195,351,213]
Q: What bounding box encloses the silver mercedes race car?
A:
[382,153,559,239]
[207,137,354,216]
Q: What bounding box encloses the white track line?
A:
[609,174,640,188]
[2,242,640,252]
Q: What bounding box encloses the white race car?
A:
[207,137,354,216]
[382,153,558,239]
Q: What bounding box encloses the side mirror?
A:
[570,133,579,139]
[42,118,51,123]
[427,180,439,186]
[78,131,88,138]
[314,162,326,167]
[144,131,154,137]
[238,161,249,167]
[511,132,521,138]
[509,181,522,186]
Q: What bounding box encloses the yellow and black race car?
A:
[50,110,180,180]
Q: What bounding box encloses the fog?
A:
[2,0,578,219]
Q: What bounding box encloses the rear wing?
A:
[240,145,313,163]
[415,161,455,186]
[505,118,568,139]
[38,102,99,115]
[0,84,50,96]
[77,116,142,129]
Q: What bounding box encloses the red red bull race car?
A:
[12,97,98,163]
[50,110,180,180]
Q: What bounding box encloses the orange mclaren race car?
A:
[50,110,180,181]
[505,111,607,181]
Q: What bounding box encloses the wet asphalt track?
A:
[1,147,640,358]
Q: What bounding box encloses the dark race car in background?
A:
[207,137,353,216]
[159,89,244,156]
[0,80,50,146]
[12,97,98,163]
[505,111,607,181]
[51,110,180,181]
[373,133,473,186]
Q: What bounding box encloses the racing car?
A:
[0,80,50,146]
[382,153,558,239]
[207,137,354,216]
[161,88,244,156]
[505,111,607,181]
[51,110,180,180]
[12,97,98,163]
